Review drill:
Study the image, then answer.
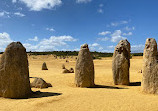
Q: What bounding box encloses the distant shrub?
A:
[131,53,143,56]
[24,51,143,58]
[130,54,133,59]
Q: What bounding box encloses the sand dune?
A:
[0,56,158,111]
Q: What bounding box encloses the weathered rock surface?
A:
[142,38,158,94]
[0,42,32,98]
[42,62,48,70]
[75,44,95,87]
[30,77,52,89]
[112,39,131,85]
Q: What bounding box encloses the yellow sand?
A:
[0,55,158,111]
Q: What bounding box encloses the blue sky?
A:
[0,0,158,52]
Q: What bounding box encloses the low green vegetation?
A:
[25,51,143,58]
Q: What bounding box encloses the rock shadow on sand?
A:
[8,91,62,99]
[129,82,141,86]
[89,85,127,89]
[31,91,62,98]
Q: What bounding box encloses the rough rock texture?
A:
[0,42,32,98]
[30,78,52,89]
[42,62,48,70]
[112,39,131,85]
[75,44,95,87]
[142,38,158,94]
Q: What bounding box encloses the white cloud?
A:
[121,21,128,24]
[46,28,55,32]
[0,32,77,52]
[19,0,62,11]
[97,4,104,14]
[97,30,129,42]
[105,45,115,52]
[39,35,77,46]
[17,7,23,10]
[0,11,25,18]
[107,45,115,49]
[74,48,80,51]
[0,11,10,18]
[23,43,38,51]
[24,35,77,51]
[14,12,25,17]
[28,36,38,41]
[76,0,92,3]
[89,43,103,51]
[111,23,118,27]
[98,31,111,36]
[106,44,145,53]
[89,43,100,47]
[99,4,104,7]
[0,32,13,51]
[97,37,109,41]
[98,47,103,50]
[0,12,5,17]
[122,32,132,36]
[131,44,144,53]
[106,44,144,53]
[124,26,135,31]
[98,9,103,13]
[111,30,126,42]
[12,0,17,3]
[110,20,128,27]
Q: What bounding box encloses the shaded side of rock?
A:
[0,42,32,98]
[112,39,131,85]
[75,44,95,87]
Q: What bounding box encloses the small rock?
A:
[62,69,71,73]
[31,78,52,89]
[62,64,65,69]
[69,68,74,73]
[42,62,48,70]
[138,70,142,73]
[66,60,69,62]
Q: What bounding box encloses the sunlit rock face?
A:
[112,39,131,85]
[0,42,32,98]
[75,44,95,87]
[142,38,158,94]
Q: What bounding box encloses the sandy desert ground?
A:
[0,55,158,111]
